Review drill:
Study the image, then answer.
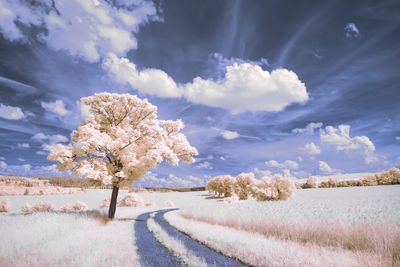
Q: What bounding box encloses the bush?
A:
[223,194,239,204]
[62,201,88,211]
[251,176,296,201]
[145,200,156,207]
[24,189,29,195]
[164,200,174,207]
[119,193,144,207]
[0,199,10,212]
[32,202,54,212]
[100,196,111,208]
[206,175,235,197]
[21,203,31,212]
[234,173,256,200]
[302,176,318,189]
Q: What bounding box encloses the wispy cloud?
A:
[0,103,25,120]
[41,100,70,116]
[221,130,239,140]
[319,160,336,173]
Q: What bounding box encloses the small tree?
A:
[234,172,256,200]
[48,93,197,218]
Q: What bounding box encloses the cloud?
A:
[0,103,25,120]
[320,125,377,163]
[319,161,336,173]
[41,100,70,116]
[75,100,91,120]
[196,161,213,169]
[103,53,182,97]
[17,157,26,162]
[41,164,60,174]
[185,63,309,114]
[32,132,69,154]
[17,143,30,148]
[134,171,203,188]
[105,54,309,114]
[221,130,239,140]
[220,156,226,161]
[32,133,68,144]
[254,167,272,178]
[265,159,299,170]
[299,142,321,155]
[0,0,159,62]
[396,137,400,141]
[292,122,323,134]
[0,161,7,168]
[344,23,360,38]
[206,52,269,78]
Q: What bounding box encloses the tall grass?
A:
[180,213,400,263]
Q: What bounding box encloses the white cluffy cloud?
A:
[196,161,213,169]
[104,54,309,114]
[0,103,25,120]
[32,132,69,154]
[320,125,377,164]
[41,100,70,116]
[221,130,239,140]
[0,0,159,62]
[265,159,299,170]
[344,23,360,38]
[299,142,321,155]
[292,122,323,134]
[319,161,336,173]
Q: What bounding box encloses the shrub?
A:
[145,200,156,207]
[206,175,235,197]
[233,173,256,200]
[223,194,239,204]
[73,201,88,210]
[32,202,54,212]
[251,176,296,201]
[0,199,10,212]
[302,176,318,189]
[61,204,74,212]
[21,203,31,212]
[100,196,111,208]
[164,200,174,207]
[119,193,144,207]
[24,188,29,195]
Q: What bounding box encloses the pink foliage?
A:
[0,199,10,212]
[223,194,239,204]
[32,202,54,212]
[21,202,31,213]
[164,200,174,207]
[145,200,156,207]
[48,92,198,188]
[62,201,88,211]
[119,193,144,207]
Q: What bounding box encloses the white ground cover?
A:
[165,211,388,267]
[147,213,208,267]
[0,212,139,266]
[0,185,399,266]
[177,185,400,225]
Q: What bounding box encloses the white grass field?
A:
[0,185,399,266]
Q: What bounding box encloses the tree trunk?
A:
[108,185,119,219]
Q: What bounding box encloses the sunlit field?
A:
[1,185,399,266]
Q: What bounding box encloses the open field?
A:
[1,185,399,266]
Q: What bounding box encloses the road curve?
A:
[153,209,247,267]
[134,211,183,267]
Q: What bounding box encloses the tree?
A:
[48,93,198,218]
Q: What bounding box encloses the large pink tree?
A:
[48,92,198,218]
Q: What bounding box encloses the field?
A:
[1,185,399,266]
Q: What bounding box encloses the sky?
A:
[0,0,399,187]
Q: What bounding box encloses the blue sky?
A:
[0,0,399,187]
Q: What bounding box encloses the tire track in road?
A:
[134,211,183,267]
[154,209,247,267]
